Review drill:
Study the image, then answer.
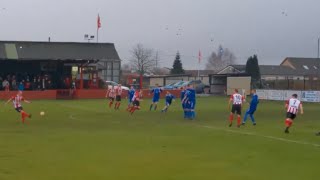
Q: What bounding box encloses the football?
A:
[40,111,45,116]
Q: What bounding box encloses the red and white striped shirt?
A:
[286,98,302,114]
[230,93,244,105]
[132,91,141,101]
[11,95,24,108]
[107,89,116,98]
[116,87,122,96]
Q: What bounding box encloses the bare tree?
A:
[206,45,236,72]
[130,44,156,75]
[121,63,131,73]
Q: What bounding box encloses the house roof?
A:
[259,65,297,75]
[184,70,214,76]
[219,65,305,76]
[0,41,121,61]
[281,57,320,75]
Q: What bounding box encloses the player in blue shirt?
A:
[242,89,259,126]
[149,84,163,111]
[184,84,196,120]
[161,91,176,113]
[126,86,135,111]
[180,86,187,118]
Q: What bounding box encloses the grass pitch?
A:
[0,96,320,180]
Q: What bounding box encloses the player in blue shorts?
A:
[149,84,162,111]
[185,84,196,120]
[161,91,176,113]
[242,89,259,126]
[126,86,135,111]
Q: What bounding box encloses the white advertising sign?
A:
[284,91,302,101]
[301,91,320,102]
[256,90,267,100]
[267,90,284,101]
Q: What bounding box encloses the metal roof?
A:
[0,41,121,61]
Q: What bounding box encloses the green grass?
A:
[0,97,320,180]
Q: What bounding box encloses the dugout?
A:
[209,74,251,95]
[0,41,121,89]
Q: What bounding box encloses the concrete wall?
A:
[150,78,164,86]
[227,77,251,95]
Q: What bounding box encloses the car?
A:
[181,80,209,93]
[163,82,177,90]
[172,81,186,89]
[105,81,130,91]
[163,81,185,90]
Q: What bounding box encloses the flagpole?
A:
[97,27,99,43]
[198,62,200,80]
[198,50,201,80]
[97,14,100,43]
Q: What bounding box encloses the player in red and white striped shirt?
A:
[106,86,116,108]
[114,84,123,110]
[129,90,143,115]
[284,94,304,134]
[228,89,245,128]
[5,91,32,124]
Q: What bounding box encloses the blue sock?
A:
[191,111,195,119]
[250,114,256,124]
[243,111,249,123]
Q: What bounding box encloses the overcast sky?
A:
[1,0,320,69]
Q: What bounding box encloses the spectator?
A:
[41,78,46,90]
[18,82,25,91]
[32,78,37,90]
[3,79,9,92]
[37,78,41,90]
[11,76,17,90]
[25,80,31,90]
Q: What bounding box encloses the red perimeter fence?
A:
[0,89,182,100]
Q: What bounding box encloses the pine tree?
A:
[171,52,185,74]
[245,55,261,88]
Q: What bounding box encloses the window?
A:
[107,70,112,76]
[113,62,120,70]
[107,62,112,70]
[113,69,120,76]
[303,65,309,70]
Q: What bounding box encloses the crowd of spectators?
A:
[0,73,98,91]
[0,73,56,91]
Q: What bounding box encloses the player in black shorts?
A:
[114,84,123,110]
[228,89,245,128]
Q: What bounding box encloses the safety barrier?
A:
[256,89,320,102]
[0,89,183,100]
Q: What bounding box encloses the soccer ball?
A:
[40,111,45,116]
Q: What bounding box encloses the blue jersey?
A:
[128,89,135,100]
[249,94,259,111]
[186,88,196,102]
[151,88,162,98]
[185,88,196,109]
[166,94,175,103]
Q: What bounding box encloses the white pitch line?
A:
[199,125,320,148]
